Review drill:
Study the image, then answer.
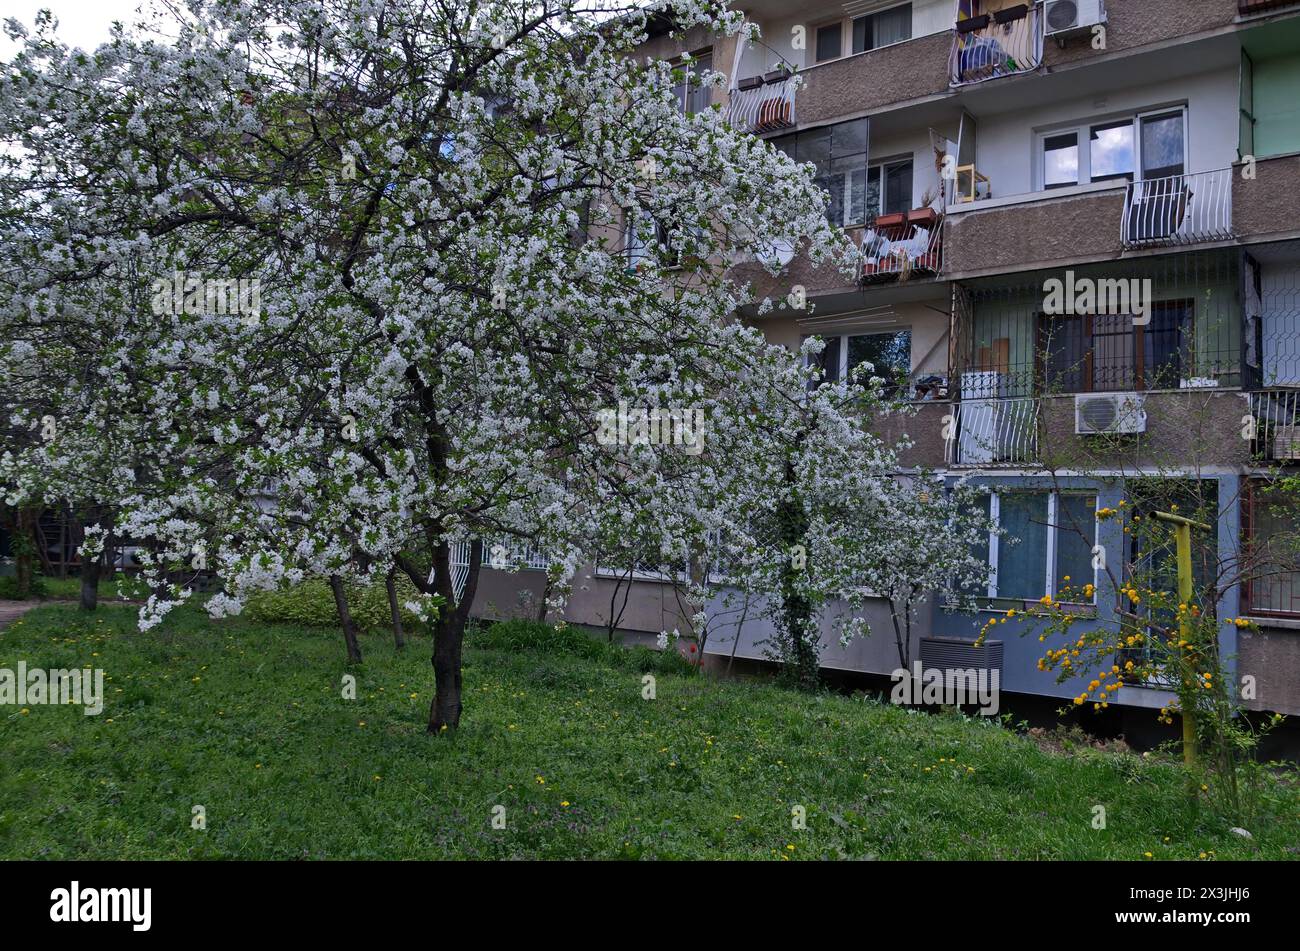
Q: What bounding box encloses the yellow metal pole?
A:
[1151,511,1211,769]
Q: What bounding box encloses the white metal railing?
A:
[448,539,550,601]
[1121,168,1234,248]
[860,214,944,279]
[946,395,1039,466]
[727,75,796,134]
[949,5,1043,87]
[1248,389,1300,462]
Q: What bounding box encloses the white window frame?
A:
[980,490,1099,603]
[809,3,915,63]
[806,328,915,388]
[1034,106,1189,192]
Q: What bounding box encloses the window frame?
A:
[1242,479,1300,619]
[1035,106,1189,192]
[810,2,914,64]
[1036,300,1194,395]
[803,328,914,396]
[975,490,1100,604]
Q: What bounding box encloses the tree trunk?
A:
[14,507,37,599]
[328,574,363,664]
[79,553,101,611]
[428,612,466,732]
[385,567,405,649]
[426,538,480,733]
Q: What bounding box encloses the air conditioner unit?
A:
[1075,392,1146,434]
[1273,425,1300,461]
[1044,0,1106,37]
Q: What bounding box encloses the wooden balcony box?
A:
[955,14,990,33]
[993,4,1030,23]
[737,75,763,91]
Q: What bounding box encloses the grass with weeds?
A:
[1,602,1297,859]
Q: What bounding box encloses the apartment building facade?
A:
[466,0,1300,725]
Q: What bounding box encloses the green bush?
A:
[473,618,609,660]
[244,575,427,630]
[0,576,48,600]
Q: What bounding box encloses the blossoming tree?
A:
[0,0,978,729]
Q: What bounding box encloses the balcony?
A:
[859,207,944,282]
[946,379,1039,467]
[727,73,796,135]
[949,4,1042,87]
[1121,168,1234,249]
[1248,389,1300,463]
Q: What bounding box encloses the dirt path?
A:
[0,600,43,631]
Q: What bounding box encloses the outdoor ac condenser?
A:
[1075,392,1147,435]
[1044,0,1106,37]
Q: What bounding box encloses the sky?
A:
[2,0,148,57]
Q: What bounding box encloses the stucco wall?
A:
[1037,389,1253,470]
[1042,0,1241,70]
[944,188,1127,276]
[1239,624,1300,714]
[796,30,953,126]
[1235,153,1300,241]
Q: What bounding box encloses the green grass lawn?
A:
[1,602,1297,860]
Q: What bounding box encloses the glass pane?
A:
[883,161,912,214]
[874,4,912,46]
[847,330,911,394]
[1056,495,1097,597]
[1091,313,1136,391]
[848,167,867,225]
[852,16,870,53]
[1145,301,1190,389]
[807,334,842,383]
[1041,316,1086,394]
[799,125,832,169]
[1043,133,1079,189]
[999,493,1049,600]
[1141,111,1185,179]
[817,172,846,226]
[863,169,882,222]
[1250,488,1300,614]
[1090,120,1135,182]
[816,23,842,62]
[961,491,993,597]
[831,117,869,157]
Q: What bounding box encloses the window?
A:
[773,119,876,227]
[1038,108,1186,190]
[625,210,665,269]
[1043,133,1079,189]
[1245,482,1300,617]
[805,330,912,395]
[1039,301,1192,393]
[815,23,843,62]
[852,3,913,53]
[1089,119,1135,183]
[969,491,1099,602]
[671,52,713,115]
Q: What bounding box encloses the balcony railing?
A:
[1121,168,1234,249]
[860,207,944,281]
[727,74,796,135]
[949,4,1043,87]
[1248,389,1300,463]
[946,383,1039,466]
